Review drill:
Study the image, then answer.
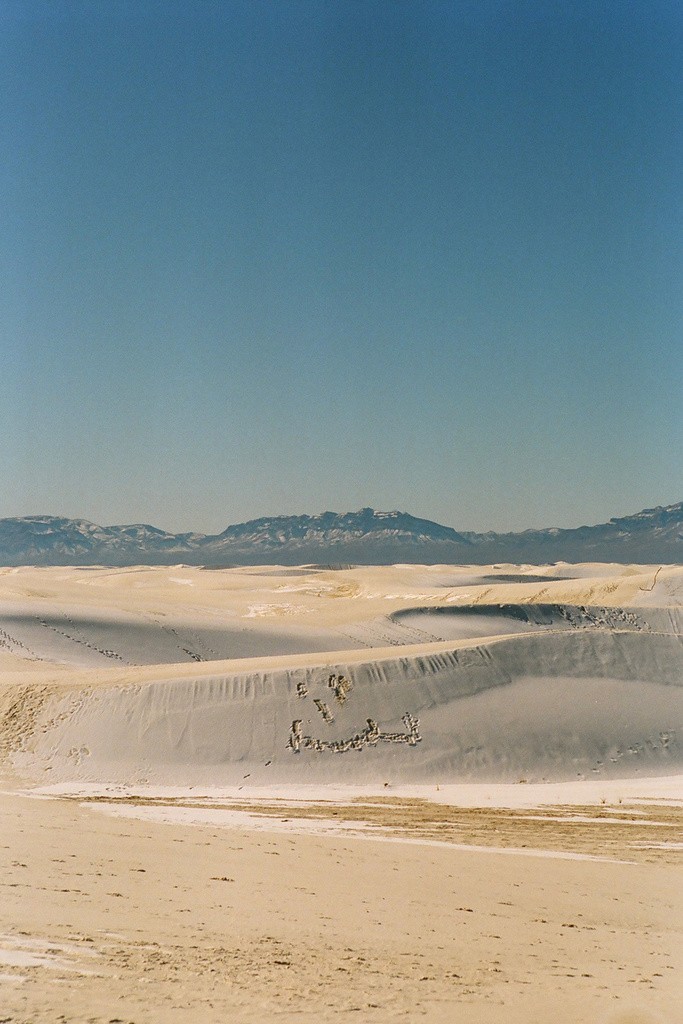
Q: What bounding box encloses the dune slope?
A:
[1,563,681,789]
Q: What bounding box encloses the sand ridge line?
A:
[2,621,673,695]
[0,629,570,690]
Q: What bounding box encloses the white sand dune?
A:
[1,563,681,790]
[10,630,681,788]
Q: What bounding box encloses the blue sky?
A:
[2,0,681,533]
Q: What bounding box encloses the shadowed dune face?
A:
[390,603,679,642]
[11,631,683,788]
[0,611,365,668]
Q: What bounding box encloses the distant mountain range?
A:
[0,504,681,566]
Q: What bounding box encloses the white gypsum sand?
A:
[0,561,681,1022]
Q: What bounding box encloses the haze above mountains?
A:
[0,503,681,566]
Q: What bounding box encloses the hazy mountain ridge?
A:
[214,508,470,548]
[0,504,680,566]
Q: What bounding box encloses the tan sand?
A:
[1,562,681,1021]
[0,781,680,1023]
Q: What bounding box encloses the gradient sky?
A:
[2,0,681,534]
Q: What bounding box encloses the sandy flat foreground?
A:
[0,562,682,1022]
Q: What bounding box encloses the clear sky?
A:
[2,0,681,534]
